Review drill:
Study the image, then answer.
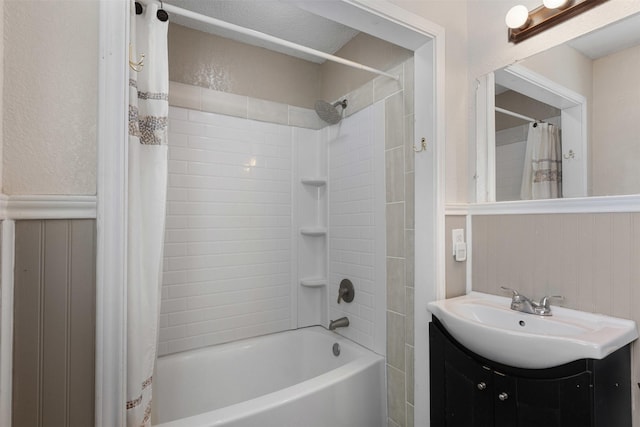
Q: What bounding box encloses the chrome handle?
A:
[500,286,519,296]
[540,295,564,307]
[498,392,509,401]
[477,382,487,391]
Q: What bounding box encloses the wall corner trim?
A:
[0,195,97,220]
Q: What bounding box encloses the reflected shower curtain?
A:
[126,2,169,426]
[520,122,562,200]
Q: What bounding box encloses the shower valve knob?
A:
[337,279,355,304]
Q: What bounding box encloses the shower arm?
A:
[144,1,400,81]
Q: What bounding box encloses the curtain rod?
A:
[154,2,400,81]
[495,106,540,123]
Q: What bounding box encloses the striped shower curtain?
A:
[126,1,169,426]
[520,122,562,200]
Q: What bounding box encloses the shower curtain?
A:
[126,2,169,426]
[520,122,562,200]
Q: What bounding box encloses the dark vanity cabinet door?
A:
[514,372,591,427]
[442,331,493,426]
[430,317,631,427]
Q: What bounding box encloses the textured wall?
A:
[168,23,321,109]
[3,1,98,195]
[591,43,640,197]
[319,33,412,104]
[168,22,413,113]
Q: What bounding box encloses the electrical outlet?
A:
[452,229,464,255]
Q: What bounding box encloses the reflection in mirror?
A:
[479,12,640,202]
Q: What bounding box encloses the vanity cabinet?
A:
[430,317,631,427]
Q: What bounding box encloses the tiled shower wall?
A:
[383,59,415,427]
[472,212,640,424]
[328,102,385,353]
[159,107,295,355]
[160,93,391,356]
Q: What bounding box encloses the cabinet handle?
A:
[477,382,487,391]
[498,392,509,401]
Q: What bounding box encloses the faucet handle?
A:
[500,286,520,297]
[337,279,355,304]
[539,295,564,309]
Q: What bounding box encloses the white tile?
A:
[159,325,188,342]
[168,160,187,174]
[169,81,201,110]
[160,298,187,314]
[247,98,289,125]
[164,243,187,257]
[288,105,324,129]
[169,106,189,120]
[201,88,248,119]
[168,119,207,136]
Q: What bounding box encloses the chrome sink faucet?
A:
[501,287,563,316]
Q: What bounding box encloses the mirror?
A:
[477,12,640,202]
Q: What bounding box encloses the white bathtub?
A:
[152,326,386,427]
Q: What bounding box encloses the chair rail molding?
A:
[0,194,97,220]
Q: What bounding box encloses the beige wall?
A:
[522,43,593,103]
[168,23,412,112]
[389,1,470,203]
[591,43,640,197]
[444,215,466,299]
[3,0,98,195]
[319,33,412,103]
[495,91,560,131]
[168,23,321,109]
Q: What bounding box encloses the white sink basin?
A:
[427,292,638,369]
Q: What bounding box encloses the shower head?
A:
[314,99,348,125]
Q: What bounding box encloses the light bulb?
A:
[543,0,569,9]
[505,5,530,30]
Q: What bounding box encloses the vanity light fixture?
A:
[542,0,569,9]
[507,0,609,44]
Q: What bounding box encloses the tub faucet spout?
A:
[329,317,349,331]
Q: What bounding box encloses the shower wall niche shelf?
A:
[300,278,327,287]
[300,227,327,237]
[300,177,327,187]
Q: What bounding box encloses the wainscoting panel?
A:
[12,220,96,427]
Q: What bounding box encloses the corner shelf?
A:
[300,177,327,187]
[300,227,327,237]
[300,278,327,287]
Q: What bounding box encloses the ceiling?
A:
[167,0,360,63]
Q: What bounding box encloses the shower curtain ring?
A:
[414,137,427,153]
